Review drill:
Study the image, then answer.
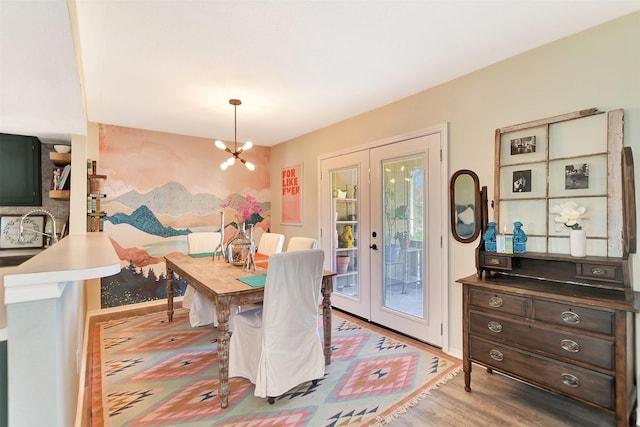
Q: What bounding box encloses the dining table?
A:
[165,252,336,408]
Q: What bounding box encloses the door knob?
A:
[370,244,378,250]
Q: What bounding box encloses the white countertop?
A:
[3,233,120,304]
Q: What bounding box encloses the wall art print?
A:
[98,124,271,308]
[281,163,303,225]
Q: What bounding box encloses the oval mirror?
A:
[450,169,481,243]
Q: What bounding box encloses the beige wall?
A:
[269,12,640,356]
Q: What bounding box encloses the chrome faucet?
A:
[19,208,58,245]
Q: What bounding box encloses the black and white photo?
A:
[510,136,536,155]
[565,163,589,190]
[512,169,532,193]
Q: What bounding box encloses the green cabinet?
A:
[0,134,42,206]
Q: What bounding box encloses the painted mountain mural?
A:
[100,185,271,308]
[108,205,191,238]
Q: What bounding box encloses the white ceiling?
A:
[1,1,639,146]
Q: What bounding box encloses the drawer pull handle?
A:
[560,373,580,388]
[488,296,503,308]
[591,267,606,275]
[561,311,581,324]
[560,339,581,353]
[489,349,504,361]
[487,321,503,333]
[488,258,501,265]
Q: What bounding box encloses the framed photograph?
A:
[510,136,536,155]
[0,215,46,248]
[565,163,589,190]
[281,163,303,226]
[512,169,532,193]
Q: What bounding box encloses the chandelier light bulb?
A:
[214,98,256,172]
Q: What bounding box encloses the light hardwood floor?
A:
[397,363,614,426]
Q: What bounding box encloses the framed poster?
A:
[1,215,46,248]
[281,163,303,225]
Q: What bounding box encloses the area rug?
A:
[91,308,461,426]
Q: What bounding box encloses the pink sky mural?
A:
[98,124,270,201]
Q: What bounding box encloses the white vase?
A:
[570,229,586,257]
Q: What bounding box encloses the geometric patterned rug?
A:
[91,308,461,426]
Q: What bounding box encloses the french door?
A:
[320,130,445,346]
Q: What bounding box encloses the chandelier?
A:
[214,99,255,171]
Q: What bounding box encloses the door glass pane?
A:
[332,167,359,299]
[382,156,424,317]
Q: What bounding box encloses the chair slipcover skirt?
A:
[229,249,325,398]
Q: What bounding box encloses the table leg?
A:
[167,266,174,322]
[216,296,232,408]
[321,276,333,365]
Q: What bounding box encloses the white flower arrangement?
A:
[550,201,586,230]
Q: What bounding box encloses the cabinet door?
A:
[0,134,42,206]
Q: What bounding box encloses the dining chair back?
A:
[229,249,325,400]
[187,232,222,254]
[256,232,285,256]
[286,236,318,251]
[183,232,222,327]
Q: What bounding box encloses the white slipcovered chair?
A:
[229,249,325,402]
[286,237,318,251]
[183,232,221,327]
[256,232,285,256]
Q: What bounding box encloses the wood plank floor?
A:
[397,364,614,426]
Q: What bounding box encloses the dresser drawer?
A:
[575,262,623,286]
[533,299,614,335]
[469,337,614,409]
[468,288,527,317]
[469,312,614,370]
[479,253,512,270]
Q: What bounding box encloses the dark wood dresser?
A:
[459,251,639,426]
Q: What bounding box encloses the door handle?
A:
[370,244,378,250]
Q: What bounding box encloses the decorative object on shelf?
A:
[339,225,355,248]
[550,201,586,230]
[394,231,409,249]
[214,99,255,171]
[550,201,587,257]
[336,189,347,198]
[395,205,408,219]
[336,255,350,274]
[570,229,587,257]
[483,222,497,252]
[53,144,71,153]
[513,221,527,253]
[346,184,356,199]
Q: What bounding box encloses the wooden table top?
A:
[165,252,268,298]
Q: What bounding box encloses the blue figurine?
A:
[483,222,497,252]
[513,221,527,253]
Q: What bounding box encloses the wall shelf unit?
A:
[87,162,107,232]
[49,152,71,201]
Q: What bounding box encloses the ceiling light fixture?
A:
[215,99,255,171]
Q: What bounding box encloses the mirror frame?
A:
[450,169,481,243]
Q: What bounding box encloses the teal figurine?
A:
[513,221,527,253]
[483,222,497,252]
